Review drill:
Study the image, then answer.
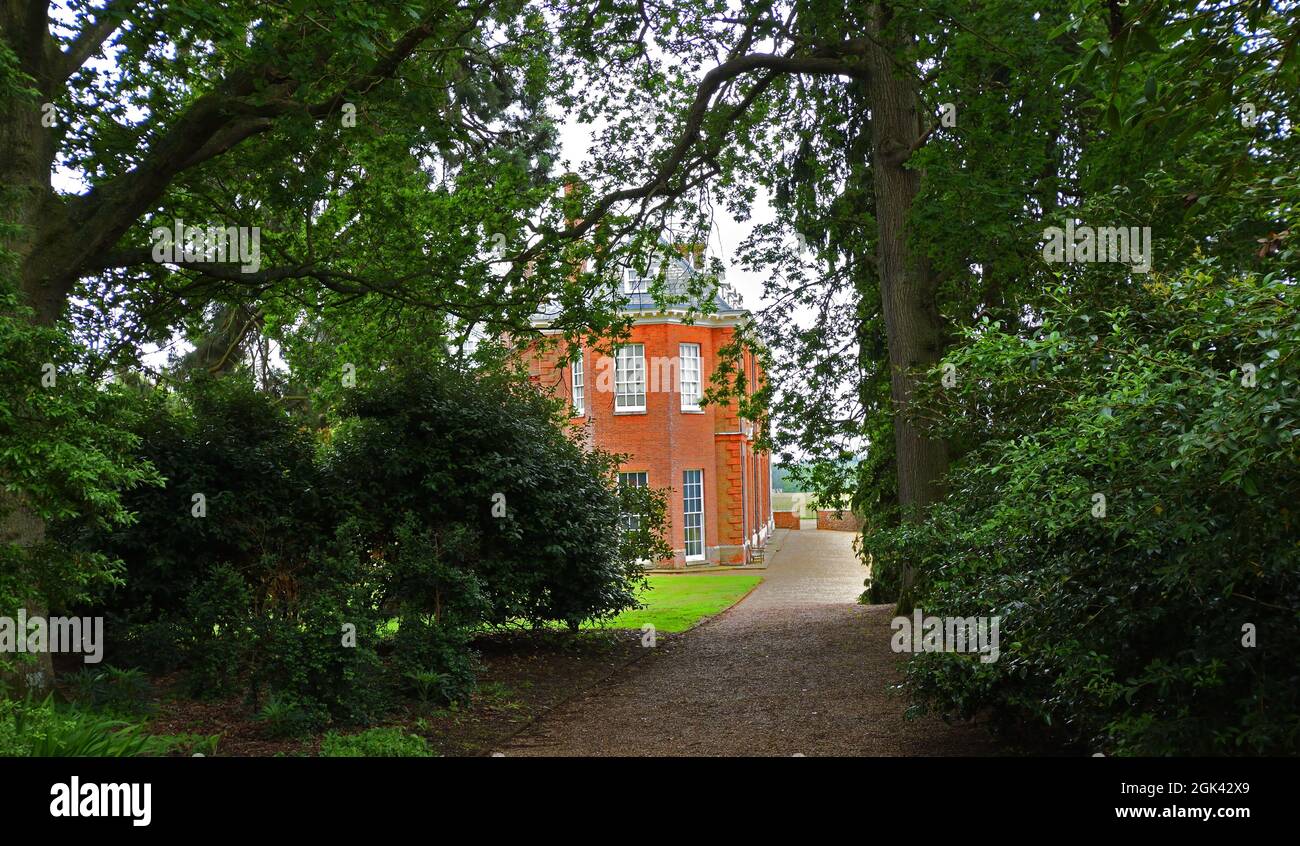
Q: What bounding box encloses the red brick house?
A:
[527,246,773,568]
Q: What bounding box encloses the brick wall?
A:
[524,317,771,567]
[774,510,800,530]
[816,510,864,532]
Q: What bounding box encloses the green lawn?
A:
[598,573,762,633]
[381,573,762,637]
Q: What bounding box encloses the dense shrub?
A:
[75,378,381,721]
[107,615,187,676]
[177,562,251,698]
[251,535,386,723]
[392,617,478,706]
[165,537,386,724]
[95,376,325,622]
[78,364,657,726]
[325,366,652,629]
[878,271,1300,755]
[383,517,484,705]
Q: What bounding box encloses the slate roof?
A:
[532,240,747,325]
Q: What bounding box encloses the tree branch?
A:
[41,7,469,314]
[511,48,871,276]
[56,0,131,86]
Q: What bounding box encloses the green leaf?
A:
[1106,101,1121,131]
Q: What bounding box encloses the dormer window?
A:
[623,266,646,294]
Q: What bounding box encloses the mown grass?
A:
[381,573,763,637]
[597,573,762,633]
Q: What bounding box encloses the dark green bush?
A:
[81,380,377,720]
[94,375,325,624]
[326,366,651,629]
[106,613,187,676]
[178,562,251,698]
[881,271,1300,755]
[251,534,386,723]
[382,516,483,705]
[383,517,486,626]
[391,616,478,707]
[79,364,658,727]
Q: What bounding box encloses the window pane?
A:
[615,344,645,410]
[572,348,585,415]
[680,343,701,409]
[624,266,646,294]
[618,471,648,533]
[618,471,647,488]
[683,469,703,559]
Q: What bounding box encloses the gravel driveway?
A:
[503,528,998,756]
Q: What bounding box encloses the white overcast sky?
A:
[554,86,777,315]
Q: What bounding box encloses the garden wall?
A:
[816,510,863,532]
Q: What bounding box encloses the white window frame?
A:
[615,344,646,412]
[679,342,702,411]
[683,469,704,561]
[571,347,585,416]
[618,471,648,533]
[623,266,646,294]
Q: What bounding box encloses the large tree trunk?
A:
[1,3,66,697]
[864,8,950,608]
[0,505,55,696]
